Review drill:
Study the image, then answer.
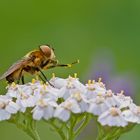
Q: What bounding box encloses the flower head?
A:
[85,79,106,100]
[54,98,81,122]
[0,75,138,130]
[88,95,110,116]
[98,107,128,127]
[122,103,140,123]
[32,98,57,120]
[59,76,86,100]
[0,95,19,121]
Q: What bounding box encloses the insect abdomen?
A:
[6,75,15,83]
[6,69,22,83]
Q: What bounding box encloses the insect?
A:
[0,45,79,85]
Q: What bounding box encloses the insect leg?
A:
[17,69,24,84]
[38,74,46,83]
[17,79,20,84]
[37,68,54,87]
[38,74,54,87]
[21,76,25,84]
[56,60,79,67]
[46,60,80,69]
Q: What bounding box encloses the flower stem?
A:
[8,112,41,140]
[44,119,66,140]
[25,128,40,140]
[74,114,91,137]
[44,115,91,140]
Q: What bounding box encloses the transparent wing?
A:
[0,57,31,80]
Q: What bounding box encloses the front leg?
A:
[41,59,58,69]
[43,60,79,70]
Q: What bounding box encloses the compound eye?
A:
[39,45,51,57]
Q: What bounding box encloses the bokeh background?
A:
[0,0,140,140]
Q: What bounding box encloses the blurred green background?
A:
[0,0,140,139]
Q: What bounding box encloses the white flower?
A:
[49,77,67,89]
[7,83,33,97]
[0,95,19,121]
[98,107,128,127]
[5,101,20,114]
[104,90,121,107]
[27,80,58,100]
[70,92,89,112]
[33,84,59,102]
[6,83,20,98]
[59,76,86,100]
[85,80,106,100]
[32,98,57,120]
[88,95,110,116]
[122,103,140,123]
[1,76,138,126]
[116,92,133,108]
[54,98,81,122]
[15,86,37,111]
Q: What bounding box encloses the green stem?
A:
[44,114,91,140]
[8,112,40,140]
[52,122,66,140]
[68,116,77,140]
[29,120,40,140]
[25,128,40,140]
[74,114,91,137]
[44,120,66,140]
[96,124,104,140]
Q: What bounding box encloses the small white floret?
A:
[98,107,128,127]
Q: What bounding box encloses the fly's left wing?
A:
[0,57,32,80]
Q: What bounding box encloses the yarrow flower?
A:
[1,74,140,126]
[88,95,110,116]
[54,98,81,121]
[32,98,57,120]
[122,103,140,123]
[0,95,19,121]
[1,74,140,140]
[98,107,128,127]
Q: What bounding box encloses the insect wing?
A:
[0,57,31,80]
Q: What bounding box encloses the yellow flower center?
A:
[38,99,47,107]
[64,102,72,110]
[0,102,6,109]
[110,107,119,116]
[73,92,82,101]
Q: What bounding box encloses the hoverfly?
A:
[0,45,79,85]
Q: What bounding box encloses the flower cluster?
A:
[0,74,140,127]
